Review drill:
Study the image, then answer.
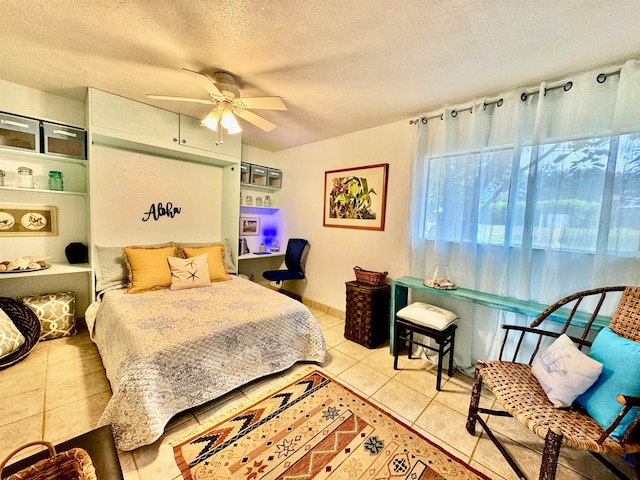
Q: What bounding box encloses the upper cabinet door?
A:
[179,114,241,159]
[89,89,179,144]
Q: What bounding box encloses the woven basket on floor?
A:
[0,297,41,370]
[0,441,97,480]
[353,266,388,286]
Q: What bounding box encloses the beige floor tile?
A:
[117,451,141,480]
[321,325,348,348]
[321,347,358,375]
[410,422,471,464]
[393,359,442,399]
[414,400,479,457]
[306,307,325,317]
[0,387,44,424]
[0,414,43,464]
[370,378,432,423]
[358,344,403,377]
[45,368,111,410]
[132,416,198,480]
[431,377,476,416]
[472,431,544,480]
[0,358,47,398]
[337,362,390,397]
[44,390,111,445]
[316,313,344,329]
[468,460,509,480]
[332,338,376,361]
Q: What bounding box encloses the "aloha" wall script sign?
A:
[142,202,182,222]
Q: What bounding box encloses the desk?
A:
[238,252,285,260]
[390,276,611,352]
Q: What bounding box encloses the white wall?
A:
[275,119,413,311]
[89,145,223,247]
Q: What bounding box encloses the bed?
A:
[85,275,326,451]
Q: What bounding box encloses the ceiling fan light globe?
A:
[221,111,242,132]
[201,111,220,131]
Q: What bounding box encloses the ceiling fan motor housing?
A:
[212,72,239,100]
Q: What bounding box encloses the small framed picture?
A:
[240,216,260,236]
[0,204,58,236]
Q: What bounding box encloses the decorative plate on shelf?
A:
[0,212,15,230]
[0,263,51,273]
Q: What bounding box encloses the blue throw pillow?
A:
[576,327,640,442]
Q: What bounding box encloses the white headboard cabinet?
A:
[86,88,241,288]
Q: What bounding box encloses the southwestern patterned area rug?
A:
[172,368,489,480]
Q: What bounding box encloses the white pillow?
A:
[168,253,212,290]
[396,302,458,330]
[0,308,25,359]
[532,334,603,408]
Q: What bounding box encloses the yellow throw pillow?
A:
[180,244,230,282]
[168,254,212,290]
[124,245,176,293]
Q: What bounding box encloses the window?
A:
[422,134,640,256]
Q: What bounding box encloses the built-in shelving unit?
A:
[0,262,91,279]
[240,205,278,215]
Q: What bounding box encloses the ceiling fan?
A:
[147,68,287,143]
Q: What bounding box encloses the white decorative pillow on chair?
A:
[532,334,603,408]
[396,302,458,330]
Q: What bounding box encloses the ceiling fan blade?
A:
[238,96,287,111]
[146,94,215,105]
[182,68,224,99]
[234,109,277,132]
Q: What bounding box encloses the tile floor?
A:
[0,307,634,479]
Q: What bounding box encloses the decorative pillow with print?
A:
[21,291,77,341]
[168,253,212,290]
[179,244,230,282]
[0,308,25,359]
[531,333,602,408]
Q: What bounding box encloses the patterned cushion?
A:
[179,244,231,282]
[21,292,76,341]
[531,334,603,408]
[168,254,211,290]
[0,308,25,358]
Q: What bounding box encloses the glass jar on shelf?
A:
[17,167,34,189]
[48,170,64,191]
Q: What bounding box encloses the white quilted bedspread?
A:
[86,276,326,451]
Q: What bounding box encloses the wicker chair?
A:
[0,297,41,370]
[466,286,640,480]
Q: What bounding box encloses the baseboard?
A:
[264,284,345,320]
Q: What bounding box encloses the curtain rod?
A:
[409,68,622,125]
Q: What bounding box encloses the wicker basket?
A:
[353,266,388,286]
[0,441,97,480]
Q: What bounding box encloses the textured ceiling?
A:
[1,0,640,151]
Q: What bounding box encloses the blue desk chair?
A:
[262,239,309,298]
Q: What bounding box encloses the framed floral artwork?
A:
[0,204,58,236]
[323,163,389,230]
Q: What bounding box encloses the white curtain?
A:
[408,60,640,372]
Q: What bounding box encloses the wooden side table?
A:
[345,281,390,348]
